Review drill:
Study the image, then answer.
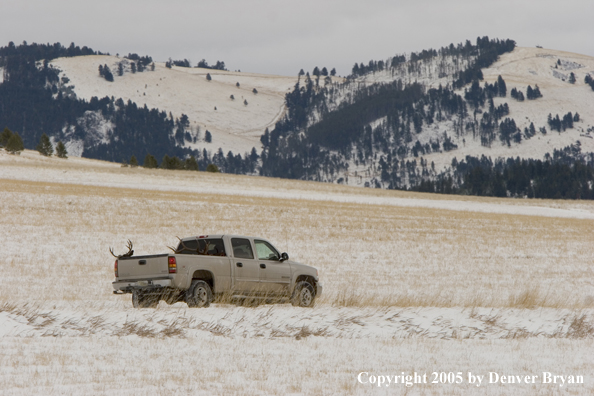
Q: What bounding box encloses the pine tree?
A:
[184,156,199,171]
[36,133,53,156]
[5,132,24,154]
[143,153,158,168]
[569,72,576,84]
[206,163,220,172]
[103,65,114,82]
[129,155,138,167]
[244,99,248,106]
[330,68,336,76]
[252,88,258,94]
[205,130,212,143]
[497,75,506,97]
[0,127,12,147]
[206,73,212,81]
[236,82,240,87]
[55,141,68,158]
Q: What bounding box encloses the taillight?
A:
[168,256,177,273]
[114,260,118,278]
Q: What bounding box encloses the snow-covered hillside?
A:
[332,47,594,187]
[50,55,299,154]
[427,47,594,172]
[48,47,594,188]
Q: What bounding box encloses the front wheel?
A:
[291,281,316,307]
[186,280,213,308]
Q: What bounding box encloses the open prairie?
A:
[1,150,593,395]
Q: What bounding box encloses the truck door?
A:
[230,237,260,293]
[255,239,291,295]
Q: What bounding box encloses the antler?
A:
[168,237,212,255]
[110,240,134,258]
[168,236,189,254]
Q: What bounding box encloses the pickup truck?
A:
[111,235,322,308]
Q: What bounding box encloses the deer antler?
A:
[168,236,201,254]
[168,237,215,255]
[110,240,134,258]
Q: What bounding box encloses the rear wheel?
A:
[186,280,213,308]
[291,281,316,307]
[132,290,158,308]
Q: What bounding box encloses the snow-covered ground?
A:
[0,151,593,394]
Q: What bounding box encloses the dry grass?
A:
[1,175,593,309]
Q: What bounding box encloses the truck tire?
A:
[132,290,158,308]
[291,281,316,307]
[186,280,213,308]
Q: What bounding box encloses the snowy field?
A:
[1,151,593,395]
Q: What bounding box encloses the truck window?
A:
[255,240,280,261]
[177,238,226,256]
[231,238,254,259]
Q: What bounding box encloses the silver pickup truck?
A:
[112,235,322,308]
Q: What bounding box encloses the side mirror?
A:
[280,252,289,262]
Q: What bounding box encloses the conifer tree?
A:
[206,163,220,172]
[143,153,158,168]
[56,141,68,158]
[0,127,12,147]
[497,75,507,97]
[129,155,138,167]
[5,132,24,154]
[206,73,212,81]
[36,133,53,156]
[184,155,199,171]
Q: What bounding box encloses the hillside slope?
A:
[258,43,594,193]
[50,55,299,154]
[421,47,594,172]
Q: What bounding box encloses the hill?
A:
[1,39,593,198]
[49,55,298,155]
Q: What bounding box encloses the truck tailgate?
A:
[116,254,170,281]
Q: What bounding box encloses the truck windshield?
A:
[177,238,226,256]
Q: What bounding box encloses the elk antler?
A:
[110,240,134,258]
